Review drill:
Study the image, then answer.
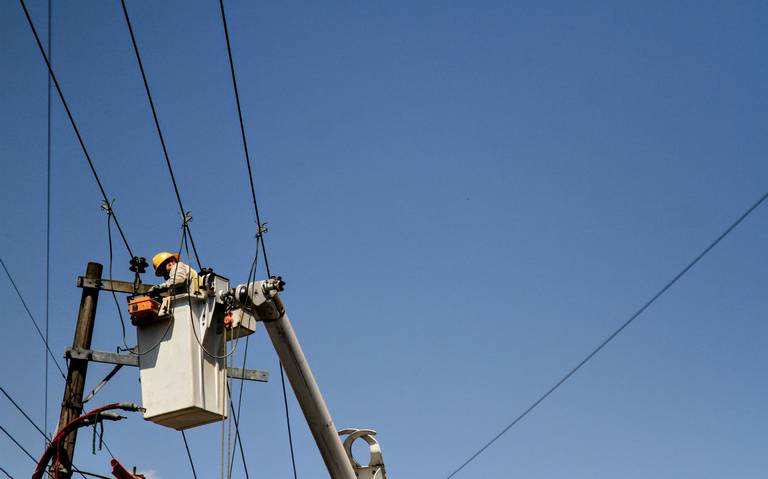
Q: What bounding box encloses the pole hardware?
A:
[129,256,149,294]
[77,276,153,294]
[338,429,388,479]
[64,347,269,382]
[65,347,139,367]
[128,256,148,274]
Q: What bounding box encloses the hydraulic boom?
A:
[228,277,388,479]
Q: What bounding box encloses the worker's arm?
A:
[154,262,196,290]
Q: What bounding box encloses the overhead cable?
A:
[118,0,202,269]
[44,0,53,445]
[0,386,50,443]
[17,0,136,260]
[0,258,65,378]
[226,240,261,479]
[445,189,768,478]
[0,466,15,479]
[0,386,88,479]
[103,205,130,350]
[0,424,37,463]
[280,366,299,479]
[217,4,300,477]
[226,383,250,479]
[218,0,271,277]
[180,431,199,479]
[0,425,61,479]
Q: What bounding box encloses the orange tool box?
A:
[128,295,161,326]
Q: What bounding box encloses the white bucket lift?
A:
[136,274,233,430]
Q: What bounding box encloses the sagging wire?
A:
[180,221,240,361]
[102,199,131,351]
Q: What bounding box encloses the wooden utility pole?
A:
[54,262,102,478]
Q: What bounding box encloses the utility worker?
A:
[149,251,197,293]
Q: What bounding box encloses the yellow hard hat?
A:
[152,252,180,277]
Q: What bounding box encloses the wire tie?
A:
[181,210,194,227]
[100,199,115,216]
[255,221,269,238]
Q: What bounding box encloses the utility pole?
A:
[54,262,102,478]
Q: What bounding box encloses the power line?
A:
[0,258,65,379]
[104,209,130,350]
[0,466,15,479]
[218,0,271,278]
[0,423,37,463]
[0,424,57,479]
[279,366,298,479]
[217,5,300,478]
[226,379,250,479]
[18,0,136,260]
[0,265,111,478]
[1,386,50,443]
[1,385,89,479]
[118,0,202,270]
[180,431,198,479]
[44,0,53,445]
[445,189,768,479]
[226,240,261,479]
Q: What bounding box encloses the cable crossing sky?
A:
[445,189,768,478]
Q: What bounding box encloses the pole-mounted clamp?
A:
[100,199,115,216]
[256,221,269,239]
[338,428,388,479]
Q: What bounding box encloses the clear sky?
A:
[1,1,766,478]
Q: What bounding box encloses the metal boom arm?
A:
[230,278,387,479]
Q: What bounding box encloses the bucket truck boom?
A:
[228,277,388,479]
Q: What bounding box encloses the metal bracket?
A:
[338,428,388,479]
[65,347,138,367]
[76,277,154,294]
[63,347,269,382]
[227,367,269,382]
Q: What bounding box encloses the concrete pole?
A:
[263,313,357,479]
[54,262,102,478]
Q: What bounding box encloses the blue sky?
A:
[1,1,767,478]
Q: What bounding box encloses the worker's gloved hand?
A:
[148,285,160,294]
